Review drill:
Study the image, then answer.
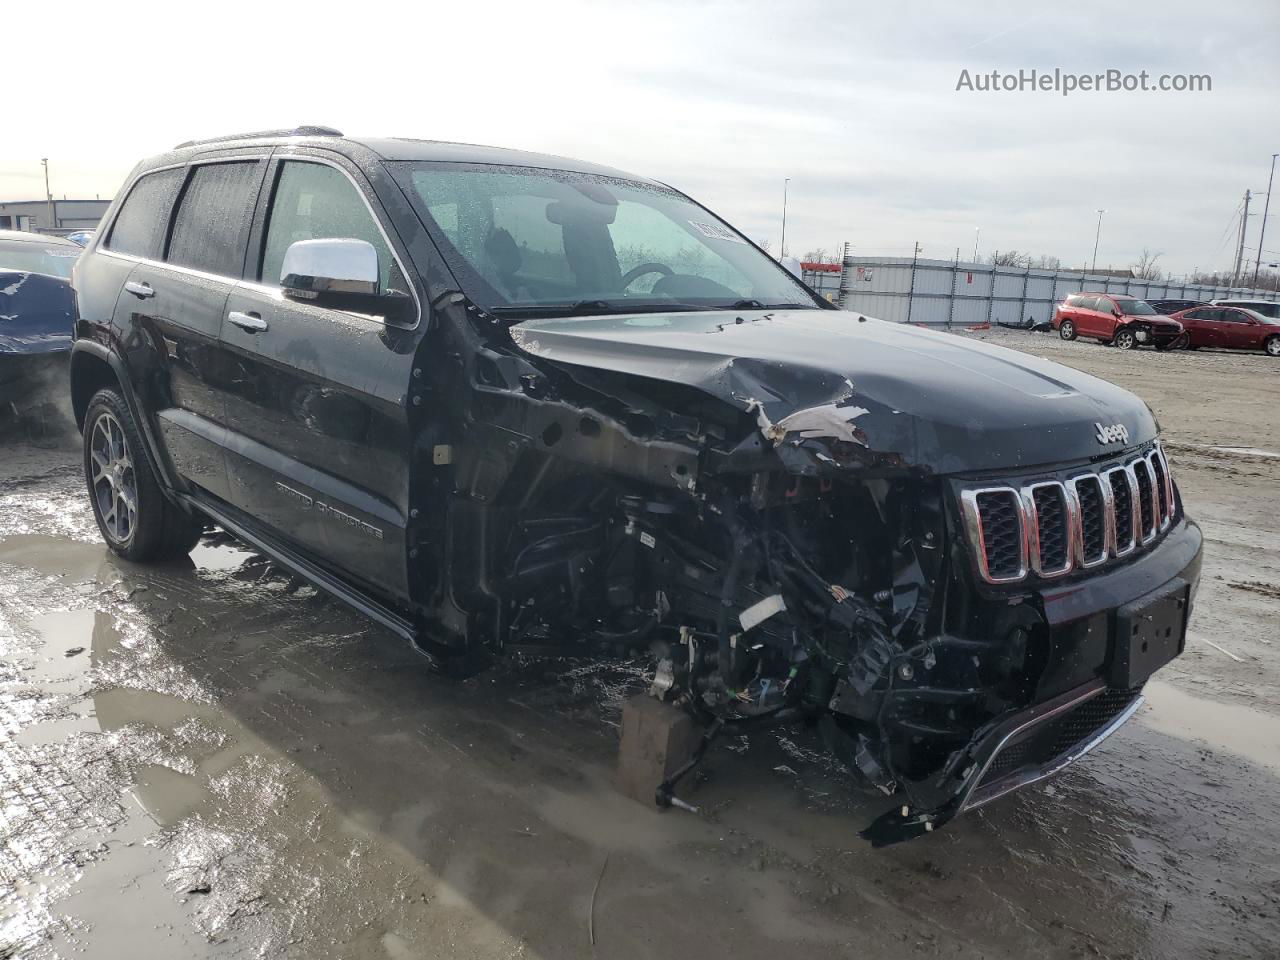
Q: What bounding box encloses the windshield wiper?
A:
[724,299,816,311]
[489,300,709,319]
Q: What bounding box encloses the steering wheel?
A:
[621,262,674,289]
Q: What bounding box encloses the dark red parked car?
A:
[1052,293,1186,350]
[1172,305,1280,356]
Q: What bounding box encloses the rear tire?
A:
[1058,319,1077,341]
[1113,329,1137,350]
[1265,335,1280,357]
[83,388,203,562]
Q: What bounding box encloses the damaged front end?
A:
[423,308,1201,844]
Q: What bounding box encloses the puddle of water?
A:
[27,608,98,685]
[46,808,223,960]
[131,763,209,825]
[0,534,107,580]
[1141,679,1280,773]
[14,703,97,746]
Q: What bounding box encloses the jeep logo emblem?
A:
[1094,422,1129,445]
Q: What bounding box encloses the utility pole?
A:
[1253,154,1277,287]
[973,227,980,262]
[1232,189,1252,286]
[780,178,790,260]
[1091,209,1106,274]
[41,158,55,230]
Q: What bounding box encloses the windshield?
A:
[392,162,819,317]
[0,239,80,279]
[1116,299,1157,316]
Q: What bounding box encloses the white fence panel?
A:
[837,255,1279,325]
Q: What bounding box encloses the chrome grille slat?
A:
[1148,447,1172,530]
[1108,466,1138,557]
[963,447,1177,585]
[1069,474,1111,567]
[1023,482,1073,577]
[961,487,1027,583]
[1130,459,1158,544]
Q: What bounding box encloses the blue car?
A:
[0,230,81,432]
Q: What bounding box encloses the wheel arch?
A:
[70,346,121,431]
[70,341,181,493]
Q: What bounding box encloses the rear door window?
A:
[167,161,263,277]
[106,168,184,260]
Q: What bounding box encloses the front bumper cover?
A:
[862,517,1202,846]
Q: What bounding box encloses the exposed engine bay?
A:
[403,308,1198,845]
[494,460,967,837]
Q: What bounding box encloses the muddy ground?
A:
[1,331,1278,959]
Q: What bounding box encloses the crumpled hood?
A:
[509,310,1157,474]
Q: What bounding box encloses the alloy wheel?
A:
[1267,337,1280,357]
[89,411,138,544]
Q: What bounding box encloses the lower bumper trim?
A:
[962,684,1144,811]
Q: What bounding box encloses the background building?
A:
[0,198,112,235]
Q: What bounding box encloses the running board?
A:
[181,492,417,642]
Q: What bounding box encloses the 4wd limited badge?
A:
[1095,422,1129,445]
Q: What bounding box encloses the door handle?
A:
[227,311,268,333]
[124,280,155,299]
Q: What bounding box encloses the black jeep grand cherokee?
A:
[70,127,1202,842]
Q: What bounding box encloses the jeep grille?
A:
[959,444,1175,585]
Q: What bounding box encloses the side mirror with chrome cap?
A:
[280,238,413,323]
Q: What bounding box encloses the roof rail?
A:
[173,125,343,149]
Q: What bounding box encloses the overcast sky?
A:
[5,0,1276,276]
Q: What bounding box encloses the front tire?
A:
[1058,319,1077,341]
[1265,335,1280,357]
[1113,329,1137,351]
[83,388,203,562]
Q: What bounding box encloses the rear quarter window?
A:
[105,168,185,260]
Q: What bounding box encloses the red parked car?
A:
[1172,305,1280,356]
[1053,293,1187,350]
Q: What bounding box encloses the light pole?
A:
[1091,209,1106,274]
[41,158,55,230]
[1253,153,1278,287]
[972,227,980,262]
[780,178,790,260]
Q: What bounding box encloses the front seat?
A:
[484,228,522,296]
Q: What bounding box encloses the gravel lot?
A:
[1,329,1278,959]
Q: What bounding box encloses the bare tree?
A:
[802,247,833,264]
[1131,249,1163,281]
[757,238,773,254]
[989,250,1031,268]
[1032,254,1062,270]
